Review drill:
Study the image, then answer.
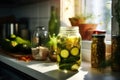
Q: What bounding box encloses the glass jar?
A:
[111,35,120,71]
[31,26,49,60]
[91,34,106,68]
[57,26,82,71]
[31,26,48,47]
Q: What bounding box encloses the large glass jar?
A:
[57,27,82,71]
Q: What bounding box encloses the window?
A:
[83,0,112,41]
[60,0,112,41]
[60,0,75,26]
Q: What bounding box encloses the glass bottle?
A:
[57,26,82,71]
[91,33,106,68]
[48,6,60,36]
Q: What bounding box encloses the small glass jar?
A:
[31,26,49,60]
[91,34,106,68]
[31,26,48,47]
[57,26,82,71]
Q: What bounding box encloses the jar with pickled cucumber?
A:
[57,27,82,71]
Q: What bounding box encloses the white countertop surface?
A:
[0,52,120,80]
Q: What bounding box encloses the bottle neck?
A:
[50,6,57,18]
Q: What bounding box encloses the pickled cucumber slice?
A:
[57,55,61,62]
[60,49,69,58]
[70,47,79,56]
[71,64,79,70]
[59,63,79,71]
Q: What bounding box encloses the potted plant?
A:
[69,14,97,40]
[69,14,94,25]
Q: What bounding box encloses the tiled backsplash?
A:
[12,0,59,32]
[0,0,60,33]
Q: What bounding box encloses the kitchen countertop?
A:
[0,52,120,80]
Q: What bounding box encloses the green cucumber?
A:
[59,63,73,70]
[59,63,79,71]
[60,56,80,63]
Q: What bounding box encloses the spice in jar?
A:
[91,33,106,68]
[111,35,120,71]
